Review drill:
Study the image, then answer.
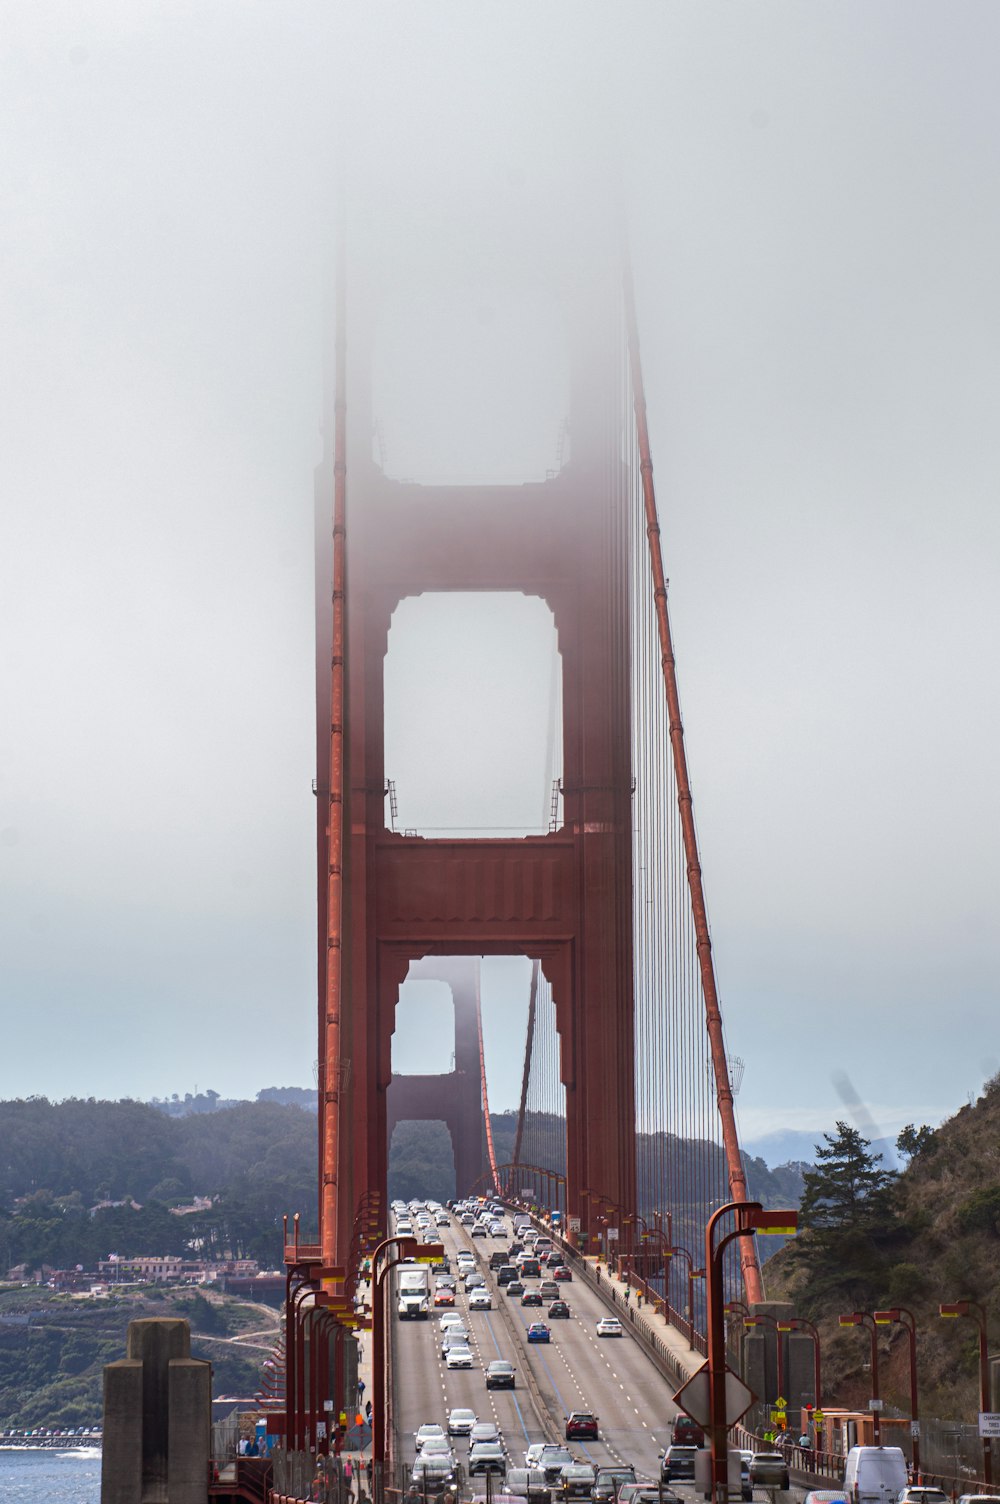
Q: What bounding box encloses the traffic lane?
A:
[450,1220,671,1471]
[393,1231,547,1470]
[541,1264,686,1444]
[471,1232,680,1474]
[504,1295,664,1479]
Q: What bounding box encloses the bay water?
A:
[0,1446,101,1503]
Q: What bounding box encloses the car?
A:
[447,1408,477,1437]
[468,1289,493,1310]
[748,1453,790,1490]
[957,1498,1000,1504]
[439,1312,464,1331]
[471,1224,488,1237]
[463,1271,486,1289]
[490,1223,507,1237]
[415,1424,448,1451]
[441,1326,470,1353]
[592,1467,637,1503]
[526,1322,551,1343]
[469,1443,507,1476]
[548,1300,571,1319]
[421,1438,456,1462]
[661,1447,699,1482]
[505,1468,551,1504]
[490,1251,510,1270]
[537,1446,576,1484]
[898,1494,948,1504]
[520,1289,543,1307]
[486,1360,516,1390]
[565,1412,598,1441]
[672,1415,705,1447]
[619,1488,676,1504]
[803,1494,850,1504]
[559,1464,597,1498]
[506,1280,526,1298]
[595,1317,623,1337]
[551,1264,572,1281]
[518,1259,541,1279]
[471,1422,501,1446]
[410,1459,459,1495]
[445,1344,474,1369]
[434,1288,456,1307]
[539,1280,560,1300]
[497,1265,519,1285]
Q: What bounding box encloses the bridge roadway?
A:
[390,1215,688,1482]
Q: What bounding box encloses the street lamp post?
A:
[671,1246,704,1349]
[939,1301,992,1485]
[874,1308,920,1478]
[839,1312,881,1444]
[707,1203,799,1504]
[371,1237,444,1466]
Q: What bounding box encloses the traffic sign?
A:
[674,1362,756,1429]
[569,1217,581,1233]
[775,1396,788,1410]
[869,1399,883,1412]
[813,1410,824,1423]
[978,1414,1000,1438]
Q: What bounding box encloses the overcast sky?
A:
[2,3,998,1162]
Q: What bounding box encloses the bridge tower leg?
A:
[385,958,485,1198]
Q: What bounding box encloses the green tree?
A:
[799,1122,895,1231]
[896,1123,936,1160]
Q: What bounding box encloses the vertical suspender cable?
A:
[623,263,763,1304]
[321,223,347,1268]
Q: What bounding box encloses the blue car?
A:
[527,1322,551,1343]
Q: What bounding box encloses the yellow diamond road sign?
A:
[775,1396,787,1409]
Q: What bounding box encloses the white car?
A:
[415,1424,447,1452]
[439,1312,464,1331]
[448,1408,477,1437]
[445,1345,474,1369]
[596,1317,623,1338]
[468,1288,492,1310]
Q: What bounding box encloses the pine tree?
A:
[799,1121,895,1231]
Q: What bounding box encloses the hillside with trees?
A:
[762,1074,1000,1427]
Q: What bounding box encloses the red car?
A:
[433,1288,455,1307]
[551,1265,572,1281]
[565,1411,599,1441]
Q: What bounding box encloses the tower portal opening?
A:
[384,592,563,838]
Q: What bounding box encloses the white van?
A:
[842,1447,908,1504]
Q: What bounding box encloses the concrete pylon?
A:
[102,1317,211,1504]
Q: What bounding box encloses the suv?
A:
[490,1250,509,1271]
[661,1447,699,1482]
[486,1360,516,1390]
[497,1265,518,1286]
[505,1469,551,1504]
[593,1466,637,1502]
[749,1454,790,1490]
[565,1412,598,1441]
[469,1443,506,1476]
[560,1465,597,1498]
[538,1446,575,1485]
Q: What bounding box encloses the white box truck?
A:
[396,1262,431,1319]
